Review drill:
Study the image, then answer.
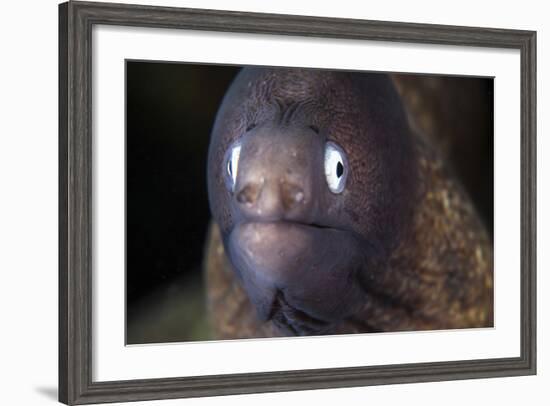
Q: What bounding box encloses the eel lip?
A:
[236,219,337,233]
[228,221,337,276]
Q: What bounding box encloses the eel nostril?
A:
[281,182,305,211]
[236,184,260,205]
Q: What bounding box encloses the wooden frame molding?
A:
[59,1,536,404]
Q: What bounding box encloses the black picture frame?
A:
[59,1,537,404]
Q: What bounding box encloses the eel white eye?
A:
[226,143,242,190]
[324,141,348,194]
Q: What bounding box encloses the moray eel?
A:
[206,67,493,338]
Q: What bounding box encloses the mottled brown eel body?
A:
[205,67,493,339]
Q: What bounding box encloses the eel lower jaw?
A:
[226,220,367,331]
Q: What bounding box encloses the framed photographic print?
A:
[59,1,536,404]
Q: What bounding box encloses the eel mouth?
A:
[227,220,366,334]
[237,219,337,232]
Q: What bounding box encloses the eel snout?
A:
[229,125,323,225]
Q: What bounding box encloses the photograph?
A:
[126,62,495,344]
[55,1,537,404]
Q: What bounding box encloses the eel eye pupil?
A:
[336,161,344,178]
[227,160,233,177]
